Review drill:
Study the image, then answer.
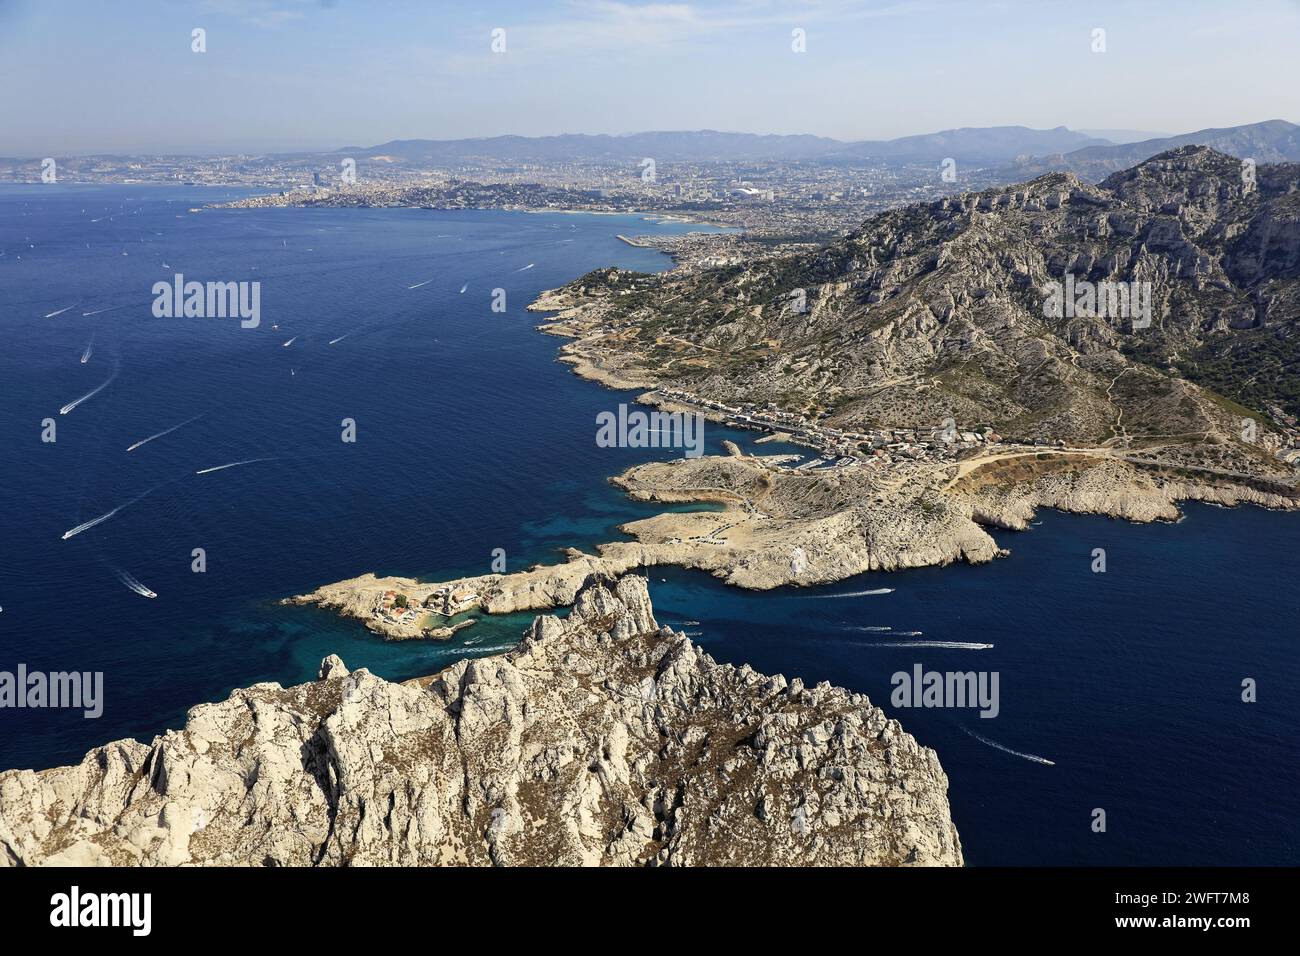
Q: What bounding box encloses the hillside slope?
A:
[538,147,1300,456]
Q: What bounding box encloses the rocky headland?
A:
[294,148,1300,635]
[294,440,1297,632]
[0,576,961,867]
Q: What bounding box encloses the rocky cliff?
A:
[0,575,961,867]
[537,146,1300,434]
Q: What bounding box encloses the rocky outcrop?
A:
[0,576,962,867]
[295,437,1297,625]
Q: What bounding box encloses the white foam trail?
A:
[281,336,296,347]
[515,263,535,272]
[443,643,516,657]
[62,507,122,539]
[859,641,992,649]
[458,283,468,293]
[115,569,157,599]
[892,630,924,636]
[43,304,76,318]
[962,727,1055,766]
[328,334,348,345]
[127,414,203,452]
[802,587,894,598]
[852,626,892,631]
[81,307,115,316]
[408,279,433,289]
[61,484,160,540]
[60,369,117,414]
[195,457,275,475]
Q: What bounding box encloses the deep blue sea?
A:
[1,184,1296,865]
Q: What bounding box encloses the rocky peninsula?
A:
[0,576,961,867]
[293,147,1300,635]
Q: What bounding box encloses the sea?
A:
[1,183,1296,865]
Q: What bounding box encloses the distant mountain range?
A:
[341,121,1300,171]
[341,131,844,164]
[1076,129,1172,145]
[824,126,1107,164]
[1007,120,1300,179]
[342,126,1105,166]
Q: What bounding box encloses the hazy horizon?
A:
[2,0,1298,155]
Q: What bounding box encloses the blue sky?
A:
[1,0,1297,154]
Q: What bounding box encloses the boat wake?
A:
[195,457,276,476]
[962,727,1055,765]
[802,587,894,598]
[62,508,122,540]
[515,263,535,272]
[61,484,162,540]
[60,368,118,415]
[281,336,297,347]
[458,283,468,293]
[127,414,203,452]
[114,569,157,599]
[43,303,77,318]
[444,643,516,656]
[407,279,433,289]
[859,640,992,649]
[80,335,94,364]
[327,334,349,345]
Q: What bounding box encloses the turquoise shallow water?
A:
[1,184,1296,865]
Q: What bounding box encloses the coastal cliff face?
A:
[0,576,962,867]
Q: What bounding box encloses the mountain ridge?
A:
[343,125,1107,165]
[340,122,1298,169]
[1010,119,1300,179]
[532,145,1300,467]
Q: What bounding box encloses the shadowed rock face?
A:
[0,575,961,867]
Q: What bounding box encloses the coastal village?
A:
[649,386,1002,468]
[371,583,481,640]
